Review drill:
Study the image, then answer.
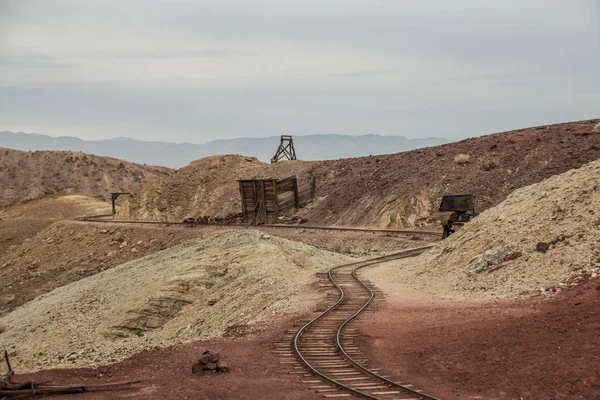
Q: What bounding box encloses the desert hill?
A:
[0,230,350,372]
[0,218,203,314]
[120,119,600,228]
[0,131,450,168]
[0,148,172,207]
[364,156,600,299]
[0,195,110,258]
[119,154,315,221]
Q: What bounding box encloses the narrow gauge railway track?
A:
[294,247,441,400]
[75,215,441,237]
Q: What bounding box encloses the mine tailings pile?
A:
[363,157,600,299]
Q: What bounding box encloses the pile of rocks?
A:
[277,215,308,225]
[192,351,229,373]
[182,214,244,225]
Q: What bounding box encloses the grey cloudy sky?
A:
[1,0,599,144]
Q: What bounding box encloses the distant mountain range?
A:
[0,131,451,168]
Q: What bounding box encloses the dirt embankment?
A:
[119,119,600,228]
[118,154,315,221]
[303,118,600,228]
[363,157,600,299]
[0,230,350,372]
[0,195,110,257]
[0,220,201,314]
[0,147,172,207]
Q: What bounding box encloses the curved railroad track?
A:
[293,247,441,399]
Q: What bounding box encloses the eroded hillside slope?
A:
[119,154,315,221]
[0,230,350,372]
[0,220,201,314]
[0,147,172,207]
[305,119,600,227]
[0,195,110,257]
[120,119,600,228]
[363,157,600,299]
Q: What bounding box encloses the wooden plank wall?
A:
[239,176,315,224]
[239,179,279,224]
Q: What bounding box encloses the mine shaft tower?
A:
[271,135,297,163]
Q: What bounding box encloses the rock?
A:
[204,362,217,370]
[145,316,164,329]
[199,351,220,364]
[536,242,551,253]
[119,241,128,249]
[593,122,600,133]
[192,350,228,374]
[216,361,229,372]
[467,245,521,275]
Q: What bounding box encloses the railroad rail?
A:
[293,247,441,399]
[74,215,441,237]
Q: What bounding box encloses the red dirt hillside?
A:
[121,119,600,228]
[0,148,172,207]
[304,119,600,228]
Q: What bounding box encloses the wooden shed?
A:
[238,176,314,225]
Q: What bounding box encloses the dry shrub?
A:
[292,252,309,269]
[481,160,499,171]
[454,153,470,164]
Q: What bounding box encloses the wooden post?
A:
[292,177,299,209]
[310,176,316,199]
[238,182,247,223]
[111,194,117,216]
[259,180,266,225]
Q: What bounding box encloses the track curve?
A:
[293,247,441,399]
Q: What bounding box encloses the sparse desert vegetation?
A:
[453,153,470,164]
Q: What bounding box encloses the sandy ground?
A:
[9,315,324,400]
[353,271,600,400]
[7,262,598,400]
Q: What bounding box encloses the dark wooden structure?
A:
[238,179,279,224]
[238,176,315,225]
[271,135,297,163]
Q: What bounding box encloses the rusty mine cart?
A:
[440,194,476,239]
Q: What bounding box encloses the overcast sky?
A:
[1,0,599,144]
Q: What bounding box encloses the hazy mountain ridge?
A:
[0,131,450,168]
